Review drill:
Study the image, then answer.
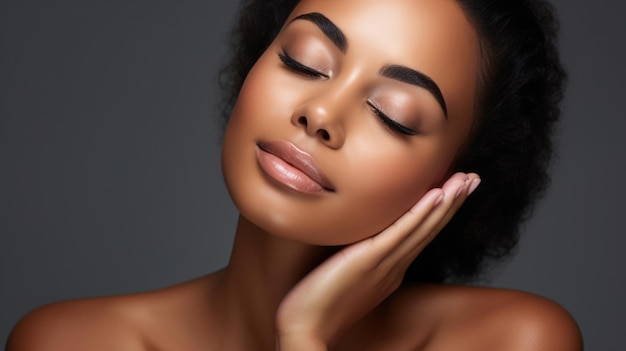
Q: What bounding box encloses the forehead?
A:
[287,0,481,121]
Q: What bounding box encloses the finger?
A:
[343,172,472,272]
[386,173,472,265]
[369,172,468,269]
[430,174,480,237]
[364,186,445,262]
[402,173,481,264]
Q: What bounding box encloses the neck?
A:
[214,215,335,349]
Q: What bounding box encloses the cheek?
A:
[322,146,450,243]
[221,55,290,195]
[228,51,314,133]
[227,58,284,132]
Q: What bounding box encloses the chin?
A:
[230,187,394,246]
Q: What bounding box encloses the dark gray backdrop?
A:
[1,1,624,349]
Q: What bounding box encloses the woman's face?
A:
[222,0,480,245]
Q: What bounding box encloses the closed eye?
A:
[278,51,329,79]
[367,100,417,136]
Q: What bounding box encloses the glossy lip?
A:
[257,140,335,193]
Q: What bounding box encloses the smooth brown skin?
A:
[7,0,582,350]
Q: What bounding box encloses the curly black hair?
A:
[218,0,566,284]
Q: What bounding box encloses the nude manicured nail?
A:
[467,178,481,196]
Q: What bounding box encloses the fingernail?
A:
[467,178,481,196]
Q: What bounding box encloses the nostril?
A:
[298,116,308,126]
[297,115,331,142]
[320,130,330,141]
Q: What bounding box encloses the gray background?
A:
[1,0,624,349]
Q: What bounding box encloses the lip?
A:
[256,140,334,194]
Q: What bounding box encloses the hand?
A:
[275,172,481,350]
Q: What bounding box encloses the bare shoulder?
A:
[6,275,214,351]
[6,296,147,351]
[383,284,583,351]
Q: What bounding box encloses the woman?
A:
[7,0,581,350]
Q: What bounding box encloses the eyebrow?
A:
[380,65,448,118]
[291,12,447,118]
[290,12,348,53]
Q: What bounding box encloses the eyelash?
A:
[278,51,329,79]
[278,51,416,136]
[367,101,418,136]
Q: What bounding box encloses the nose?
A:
[290,96,346,149]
